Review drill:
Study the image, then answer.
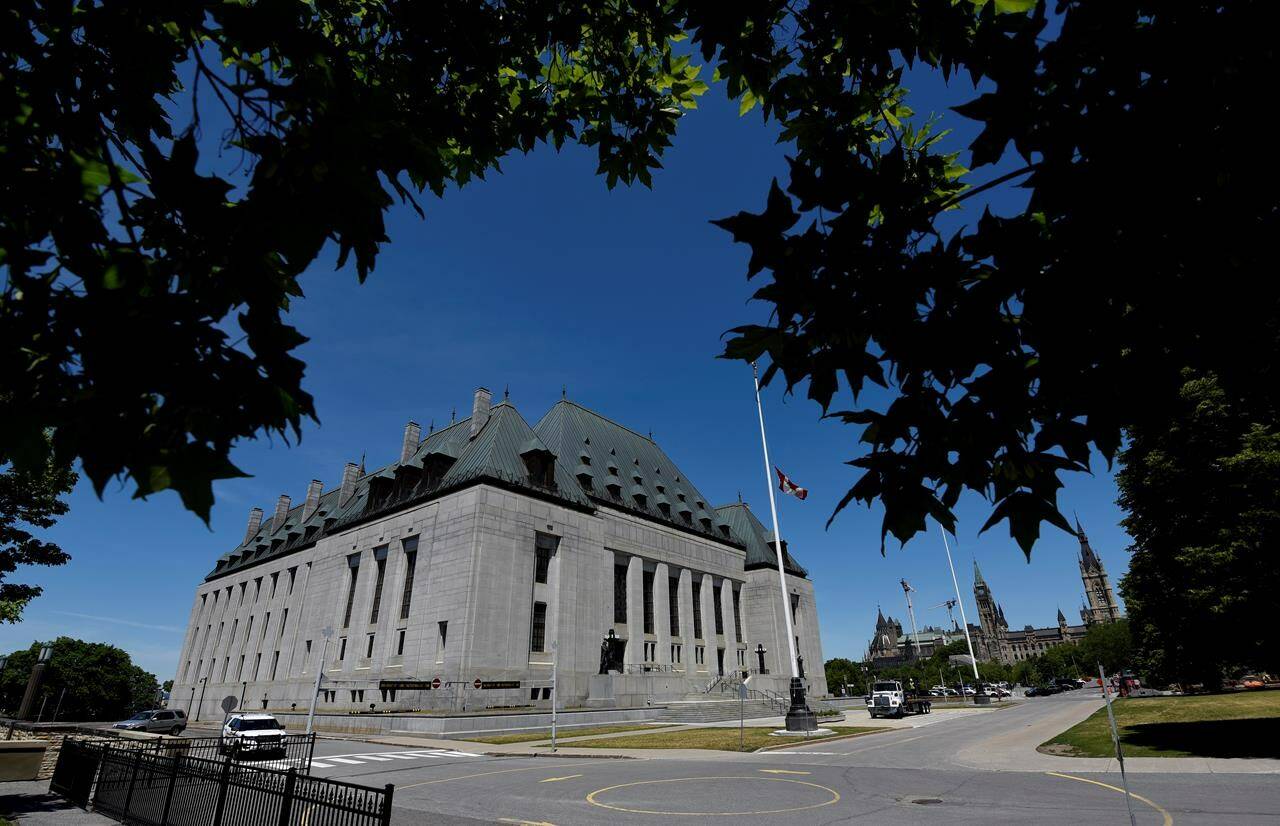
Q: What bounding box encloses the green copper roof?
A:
[210,396,810,581]
[714,502,808,577]
[533,400,735,544]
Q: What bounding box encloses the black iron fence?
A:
[51,740,393,826]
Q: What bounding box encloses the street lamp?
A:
[195,677,209,721]
[17,644,53,720]
[755,643,767,675]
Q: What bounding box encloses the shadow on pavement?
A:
[1122,717,1280,759]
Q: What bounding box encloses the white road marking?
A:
[325,757,366,765]
[305,748,486,770]
[309,761,334,768]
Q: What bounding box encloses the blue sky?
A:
[1,59,1128,680]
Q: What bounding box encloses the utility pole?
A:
[939,527,982,689]
[900,580,922,659]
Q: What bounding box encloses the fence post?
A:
[212,752,232,826]
[381,783,394,826]
[121,746,143,820]
[160,752,180,825]
[277,767,297,826]
[306,733,316,773]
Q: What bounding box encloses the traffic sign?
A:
[473,678,483,689]
[220,695,238,713]
[432,677,442,690]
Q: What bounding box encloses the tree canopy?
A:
[0,425,76,622]
[4,0,1276,561]
[0,637,160,721]
[1119,376,1280,689]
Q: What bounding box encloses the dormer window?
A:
[606,481,622,498]
[699,517,713,531]
[658,502,671,517]
[521,446,556,489]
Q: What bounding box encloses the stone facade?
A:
[170,391,827,721]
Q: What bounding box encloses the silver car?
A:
[114,708,187,735]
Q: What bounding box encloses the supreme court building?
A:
[171,388,827,718]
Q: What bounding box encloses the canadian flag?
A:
[775,467,808,500]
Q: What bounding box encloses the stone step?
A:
[656,699,781,723]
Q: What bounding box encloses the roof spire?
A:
[973,555,984,584]
[358,450,366,475]
[504,384,510,401]
[450,407,456,425]
[428,419,434,434]
[737,490,743,504]
[562,384,567,400]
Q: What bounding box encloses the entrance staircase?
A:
[656,698,781,724]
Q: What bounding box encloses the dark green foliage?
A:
[1010,619,1132,686]
[711,1,1280,555]
[0,638,160,721]
[1,1,704,519]
[1118,376,1280,690]
[0,425,76,622]
[823,657,862,694]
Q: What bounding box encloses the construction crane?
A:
[900,579,923,659]
[931,598,959,631]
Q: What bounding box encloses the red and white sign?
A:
[431,677,441,690]
[473,678,483,690]
[775,467,808,500]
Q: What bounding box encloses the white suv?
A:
[220,713,286,757]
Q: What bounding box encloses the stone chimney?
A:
[470,387,492,439]
[244,507,263,545]
[302,480,323,521]
[400,421,421,464]
[339,461,360,506]
[271,494,291,533]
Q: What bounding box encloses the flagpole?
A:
[939,526,981,685]
[752,363,816,732]
[752,363,799,680]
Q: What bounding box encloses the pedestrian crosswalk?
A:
[309,748,482,769]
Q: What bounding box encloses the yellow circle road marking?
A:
[585,776,840,816]
[1045,771,1173,826]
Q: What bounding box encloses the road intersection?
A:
[278,691,1279,824]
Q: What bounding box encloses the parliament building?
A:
[171,388,827,719]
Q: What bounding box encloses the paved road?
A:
[294,693,1280,825]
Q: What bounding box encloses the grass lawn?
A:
[1040,690,1280,759]
[570,725,887,752]
[464,723,675,744]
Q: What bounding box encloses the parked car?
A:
[1054,679,1079,691]
[1024,685,1060,697]
[114,709,187,735]
[220,713,287,757]
[1241,676,1265,690]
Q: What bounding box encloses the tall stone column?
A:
[654,562,672,665]
[677,569,695,673]
[698,573,716,675]
[625,556,643,666]
[719,580,739,671]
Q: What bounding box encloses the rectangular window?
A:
[234,655,242,680]
[692,581,703,638]
[732,588,742,638]
[642,571,655,634]
[613,563,628,624]
[437,621,448,661]
[669,578,680,636]
[342,553,360,628]
[369,548,388,624]
[270,572,279,599]
[262,612,271,641]
[530,602,547,652]
[713,584,724,635]
[244,615,253,642]
[338,637,347,661]
[184,660,192,681]
[534,533,558,584]
[790,593,799,623]
[279,608,288,638]
[396,629,406,656]
[253,652,262,680]
[399,538,418,620]
[287,567,298,595]
[366,634,375,658]
[254,577,262,601]
[305,640,312,657]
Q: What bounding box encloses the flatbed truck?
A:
[865,680,932,718]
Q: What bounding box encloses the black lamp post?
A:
[797,654,806,680]
[755,643,767,674]
[195,677,208,721]
[17,644,53,721]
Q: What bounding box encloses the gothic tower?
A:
[1076,519,1122,625]
[972,559,1009,662]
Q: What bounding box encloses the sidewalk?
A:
[0,780,111,825]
